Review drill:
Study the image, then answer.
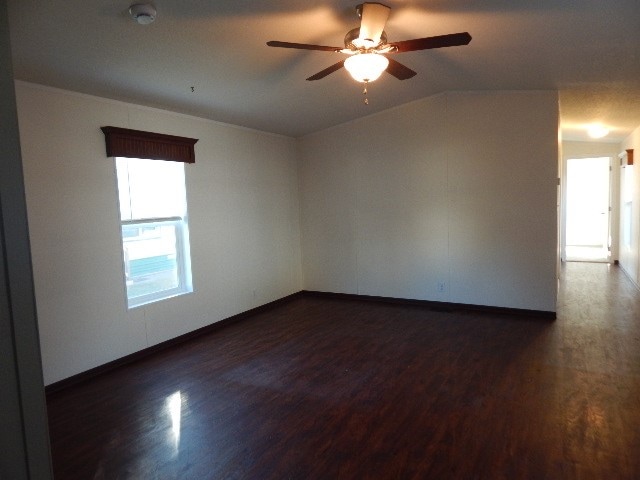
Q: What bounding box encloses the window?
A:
[101,125,197,308]
[115,157,192,308]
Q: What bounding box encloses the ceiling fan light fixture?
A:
[266,4,471,83]
[344,53,389,82]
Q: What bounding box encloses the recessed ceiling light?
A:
[587,124,609,139]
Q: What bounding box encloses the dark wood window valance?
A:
[101,126,198,163]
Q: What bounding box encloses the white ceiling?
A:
[7,0,640,140]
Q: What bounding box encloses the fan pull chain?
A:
[362,80,369,105]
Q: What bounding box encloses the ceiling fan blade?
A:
[385,58,417,80]
[306,61,345,81]
[267,41,341,52]
[359,3,391,45]
[390,32,472,53]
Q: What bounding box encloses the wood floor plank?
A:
[46,262,640,479]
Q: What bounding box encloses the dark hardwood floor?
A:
[46,262,640,479]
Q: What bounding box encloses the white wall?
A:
[299,91,559,312]
[561,141,621,261]
[17,84,561,384]
[16,81,302,385]
[619,127,640,287]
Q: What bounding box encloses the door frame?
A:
[560,144,620,264]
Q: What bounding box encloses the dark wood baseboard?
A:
[301,290,557,320]
[45,292,303,396]
[46,289,556,396]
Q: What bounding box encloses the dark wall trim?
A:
[100,126,198,163]
[46,289,556,396]
[45,292,303,396]
[302,290,557,320]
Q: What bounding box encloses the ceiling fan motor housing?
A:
[345,28,387,50]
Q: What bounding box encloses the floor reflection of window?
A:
[166,391,182,456]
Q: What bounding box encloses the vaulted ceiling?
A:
[7,0,640,141]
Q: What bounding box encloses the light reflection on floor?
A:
[166,391,182,457]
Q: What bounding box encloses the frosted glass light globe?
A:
[344,53,389,82]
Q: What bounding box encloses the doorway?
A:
[565,157,611,262]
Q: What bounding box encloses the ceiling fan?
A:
[267,2,471,90]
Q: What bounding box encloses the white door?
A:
[565,157,611,262]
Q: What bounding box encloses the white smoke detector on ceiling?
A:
[129,4,156,25]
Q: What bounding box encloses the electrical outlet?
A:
[437,281,445,293]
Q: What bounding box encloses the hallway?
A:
[46,262,640,479]
[552,262,640,477]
